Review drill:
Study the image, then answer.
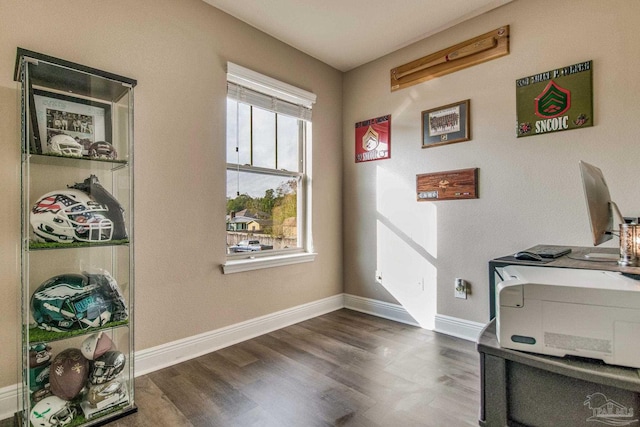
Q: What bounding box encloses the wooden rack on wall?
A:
[391,26,509,91]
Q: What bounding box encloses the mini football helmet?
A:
[32,384,52,403]
[30,395,76,427]
[48,134,83,157]
[31,270,128,332]
[30,189,114,243]
[29,363,50,394]
[88,141,117,160]
[90,351,125,385]
[29,343,53,367]
[87,378,126,408]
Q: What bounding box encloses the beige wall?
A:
[2,0,640,394]
[0,0,343,388]
[343,0,640,325]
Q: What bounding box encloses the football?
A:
[81,332,114,360]
[49,348,89,401]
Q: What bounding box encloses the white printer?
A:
[497,265,640,368]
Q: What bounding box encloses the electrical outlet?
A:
[455,278,467,299]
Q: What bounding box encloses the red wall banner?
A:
[355,115,391,163]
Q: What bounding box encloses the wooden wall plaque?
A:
[391,26,509,91]
[416,168,478,201]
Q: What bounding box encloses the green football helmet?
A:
[31,270,127,332]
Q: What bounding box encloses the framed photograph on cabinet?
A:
[422,99,470,148]
[32,89,112,156]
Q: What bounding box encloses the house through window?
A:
[226,63,315,258]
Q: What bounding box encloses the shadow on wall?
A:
[376,165,437,329]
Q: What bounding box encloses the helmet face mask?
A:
[51,407,76,426]
[31,189,114,243]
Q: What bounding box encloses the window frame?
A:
[223,63,316,274]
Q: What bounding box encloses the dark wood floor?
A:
[4,309,480,427]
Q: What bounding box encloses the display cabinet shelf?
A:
[28,240,130,251]
[29,153,128,167]
[15,48,137,427]
[28,321,130,345]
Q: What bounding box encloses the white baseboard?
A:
[0,385,17,423]
[0,293,483,420]
[135,293,344,376]
[434,313,485,342]
[343,294,420,327]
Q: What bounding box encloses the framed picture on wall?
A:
[515,60,593,138]
[421,99,470,148]
[355,114,391,163]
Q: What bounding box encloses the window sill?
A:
[222,252,317,274]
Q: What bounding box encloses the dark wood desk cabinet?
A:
[480,245,640,426]
[477,321,640,427]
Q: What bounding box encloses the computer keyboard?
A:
[534,246,572,258]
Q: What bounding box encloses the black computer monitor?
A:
[579,161,624,260]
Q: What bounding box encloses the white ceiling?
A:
[203,0,513,71]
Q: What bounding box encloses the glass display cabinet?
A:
[14,48,137,426]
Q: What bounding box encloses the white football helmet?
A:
[48,134,83,157]
[30,395,76,427]
[31,189,114,243]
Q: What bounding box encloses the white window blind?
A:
[227,62,316,121]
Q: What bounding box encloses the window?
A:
[224,63,316,272]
